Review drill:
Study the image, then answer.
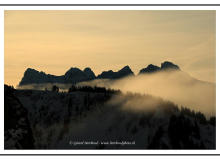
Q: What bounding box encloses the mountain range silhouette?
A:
[19,61,182,86]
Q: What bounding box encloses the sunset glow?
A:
[4,10,216,87]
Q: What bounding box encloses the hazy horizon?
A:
[16,67,216,118]
[4,10,216,86]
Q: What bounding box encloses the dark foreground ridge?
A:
[4,85,35,149]
[4,84,216,149]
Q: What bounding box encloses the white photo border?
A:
[0,4,219,155]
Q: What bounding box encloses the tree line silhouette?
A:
[5,84,216,127]
[4,85,15,95]
[180,106,215,126]
[68,85,122,94]
[167,113,206,149]
[51,85,59,92]
[5,83,216,149]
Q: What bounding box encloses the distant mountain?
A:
[19,65,135,86]
[19,67,96,86]
[8,60,216,150]
[138,61,180,74]
[18,61,210,87]
[83,67,96,79]
[64,67,96,83]
[161,61,180,70]
[97,65,134,79]
[96,70,115,79]
[139,64,161,74]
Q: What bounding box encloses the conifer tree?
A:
[194,119,200,139]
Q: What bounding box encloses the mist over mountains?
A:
[4,61,216,149]
[78,69,215,119]
[17,61,215,118]
[18,61,182,86]
[4,84,216,149]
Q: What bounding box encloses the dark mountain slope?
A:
[4,85,35,149]
[12,87,215,149]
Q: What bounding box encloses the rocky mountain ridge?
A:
[138,61,180,74]
[19,61,180,86]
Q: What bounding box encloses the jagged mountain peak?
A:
[122,65,130,69]
[65,67,82,74]
[83,67,92,71]
[119,65,133,72]
[83,67,96,79]
[19,61,182,86]
[97,70,115,79]
[139,64,160,74]
[118,65,133,73]
[24,68,40,74]
[66,67,82,72]
[138,61,180,75]
[97,66,134,79]
[64,67,85,79]
[106,70,114,73]
[161,61,180,70]
[26,68,37,71]
[113,65,134,78]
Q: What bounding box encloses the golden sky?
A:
[4,10,216,87]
